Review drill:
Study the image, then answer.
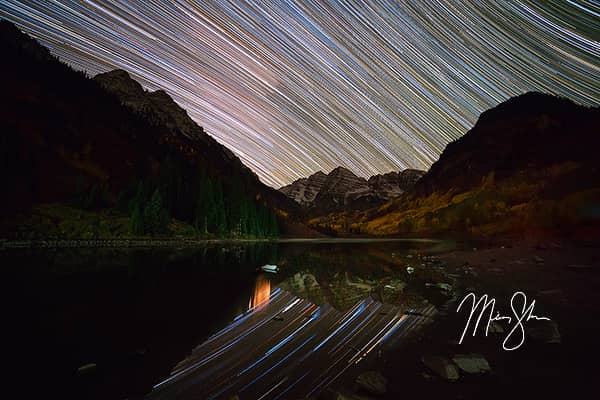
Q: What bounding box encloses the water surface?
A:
[2,238,454,399]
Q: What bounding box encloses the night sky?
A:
[1,1,598,188]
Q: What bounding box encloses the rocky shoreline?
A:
[322,241,599,399]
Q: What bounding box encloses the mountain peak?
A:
[279,170,329,206]
[475,91,582,129]
[94,69,145,101]
[280,167,424,214]
[95,69,211,142]
[328,166,358,177]
[100,68,132,79]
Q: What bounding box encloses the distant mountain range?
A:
[312,92,600,237]
[279,167,424,215]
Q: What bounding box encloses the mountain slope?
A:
[279,171,327,206]
[415,92,599,196]
[368,169,425,200]
[0,20,299,237]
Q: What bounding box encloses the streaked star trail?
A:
[1,1,598,187]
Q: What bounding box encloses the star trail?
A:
[1,1,598,187]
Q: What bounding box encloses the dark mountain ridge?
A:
[0,20,299,237]
[415,92,599,196]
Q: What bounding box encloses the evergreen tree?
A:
[194,175,217,234]
[268,210,279,237]
[129,181,147,214]
[240,196,249,235]
[213,181,227,236]
[130,202,144,235]
[73,174,86,208]
[247,200,259,237]
[257,203,267,237]
[159,154,175,214]
[85,184,99,210]
[145,189,168,234]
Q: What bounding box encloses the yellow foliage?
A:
[451,191,473,205]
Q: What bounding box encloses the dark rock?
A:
[77,363,97,375]
[421,355,459,381]
[488,321,505,334]
[426,282,452,292]
[451,354,491,374]
[135,348,147,356]
[355,370,387,396]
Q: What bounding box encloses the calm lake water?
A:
[2,238,455,399]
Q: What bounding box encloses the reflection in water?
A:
[249,274,271,309]
[1,239,451,399]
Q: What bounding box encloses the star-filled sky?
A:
[1,1,599,188]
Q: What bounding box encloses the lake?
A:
[2,238,455,399]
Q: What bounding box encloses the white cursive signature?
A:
[456,291,551,351]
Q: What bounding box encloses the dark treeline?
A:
[108,155,279,238]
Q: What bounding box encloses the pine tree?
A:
[257,203,267,237]
[214,181,227,236]
[130,202,144,235]
[85,184,99,210]
[145,189,168,234]
[73,174,86,208]
[247,200,259,237]
[194,175,217,234]
[129,181,146,214]
[268,209,279,237]
[240,196,249,236]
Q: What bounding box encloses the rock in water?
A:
[355,370,387,395]
[421,355,459,381]
[436,282,452,292]
[488,321,504,334]
[77,363,97,375]
[452,354,491,374]
[526,320,561,343]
